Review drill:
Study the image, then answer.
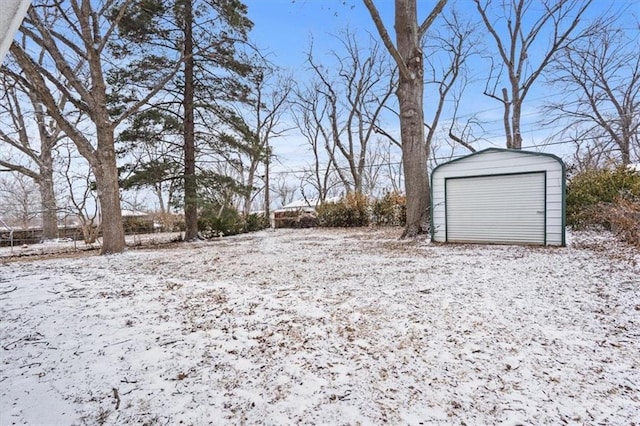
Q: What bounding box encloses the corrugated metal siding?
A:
[446,173,546,244]
[431,149,565,246]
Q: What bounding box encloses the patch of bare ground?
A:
[0,247,100,264]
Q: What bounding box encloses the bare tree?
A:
[473,0,593,149]
[271,174,297,208]
[363,0,448,237]
[291,82,342,203]
[563,132,615,172]
[0,173,41,230]
[361,137,403,197]
[9,0,182,254]
[316,32,394,195]
[296,32,396,198]
[235,69,292,217]
[58,146,100,244]
[546,19,639,166]
[0,61,67,239]
[423,10,480,153]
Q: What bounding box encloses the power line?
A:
[266,132,634,177]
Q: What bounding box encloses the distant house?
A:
[431,148,566,246]
[277,197,341,212]
[121,209,151,219]
[270,198,340,228]
[121,209,154,233]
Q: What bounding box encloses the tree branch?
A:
[0,160,39,180]
[362,0,410,80]
[418,0,449,37]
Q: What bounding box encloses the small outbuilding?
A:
[430,148,566,246]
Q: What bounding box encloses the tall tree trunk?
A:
[94,132,125,254]
[619,116,631,165]
[264,145,270,219]
[39,151,58,239]
[620,140,630,165]
[183,0,197,240]
[502,88,514,149]
[156,184,167,214]
[511,89,523,149]
[395,0,430,236]
[85,4,125,254]
[397,71,429,236]
[243,164,257,217]
[364,0,446,237]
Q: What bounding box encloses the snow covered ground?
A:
[1,228,638,425]
[0,232,183,259]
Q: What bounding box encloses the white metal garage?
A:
[431,148,566,246]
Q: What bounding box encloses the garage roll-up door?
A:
[445,172,546,245]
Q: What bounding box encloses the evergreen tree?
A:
[117,0,254,239]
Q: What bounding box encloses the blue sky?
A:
[3,1,637,211]
[240,0,639,174]
[243,1,486,172]
[244,0,638,71]
[245,0,395,69]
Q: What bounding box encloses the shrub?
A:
[371,191,406,226]
[602,198,640,246]
[273,210,318,228]
[243,213,270,233]
[123,217,154,234]
[198,204,243,238]
[567,166,640,229]
[199,206,271,238]
[317,193,370,227]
